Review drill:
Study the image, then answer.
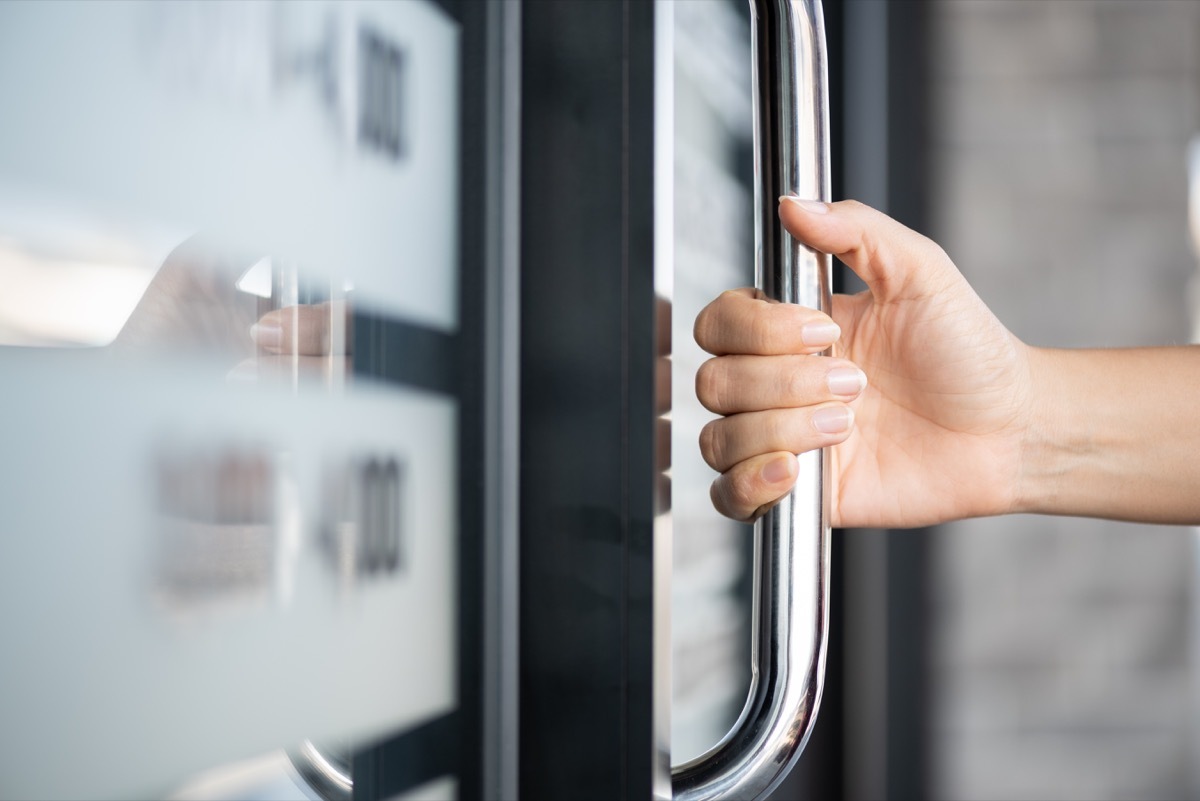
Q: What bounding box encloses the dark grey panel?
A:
[518,2,658,799]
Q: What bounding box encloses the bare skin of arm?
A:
[694,197,1200,528]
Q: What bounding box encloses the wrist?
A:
[1013,346,1081,517]
[1012,345,1200,523]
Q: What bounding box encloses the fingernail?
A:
[250,322,282,351]
[761,455,795,484]
[780,196,828,214]
[812,406,853,434]
[801,321,841,347]
[827,366,867,397]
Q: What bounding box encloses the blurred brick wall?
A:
[927,2,1200,799]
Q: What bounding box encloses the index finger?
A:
[693,287,839,356]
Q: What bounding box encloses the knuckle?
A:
[698,420,724,470]
[781,362,808,404]
[709,479,735,519]
[694,290,746,352]
[710,473,754,522]
[753,314,778,352]
[718,288,746,305]
[925,239,952,267]
[763,412,790,451]
[694,358,726,412]
[725,468,760,512]
[692,306,714,351]
[762,305,811,355]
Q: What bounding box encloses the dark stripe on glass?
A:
[352,312,461,399]
[350,712,459,800]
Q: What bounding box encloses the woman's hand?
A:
[229,300,351,384]
[694,198,1033,529]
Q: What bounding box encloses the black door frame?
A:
[518,2,660,798]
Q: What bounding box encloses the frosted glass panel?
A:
[0,0,459,334]
[0,2,461,798]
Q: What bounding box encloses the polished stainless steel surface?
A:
[481,2,524,797]
[287,741,352,801]
[671,1,831,798]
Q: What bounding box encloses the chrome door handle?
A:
[671,1,832,799]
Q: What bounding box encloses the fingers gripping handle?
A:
[671,2,832,799]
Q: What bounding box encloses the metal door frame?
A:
[518,2,661,798]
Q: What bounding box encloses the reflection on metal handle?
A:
[287,740,352,801]
[671,1,831,799]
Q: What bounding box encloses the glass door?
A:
[0,2,496,798]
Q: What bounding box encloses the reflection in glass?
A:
[0,199,364,796]
[0,197,181,347]
[0,0,460,795]
[0,198,355,392]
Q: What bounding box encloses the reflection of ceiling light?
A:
[236,260,354,301]
[1189,137,1200,259]
[236,257,273,298]
[0,188,189,348]
[0,242,158,347]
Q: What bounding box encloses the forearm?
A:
[1017,345,1200,524]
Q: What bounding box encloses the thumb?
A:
[778,197,958,303]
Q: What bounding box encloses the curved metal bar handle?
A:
[671,1,832,799]
[287,740,352,801]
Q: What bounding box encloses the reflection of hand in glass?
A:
[110,236,352,386]
[112,236,259,360]
[230,300,352,384]
[250,301,351,356]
